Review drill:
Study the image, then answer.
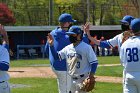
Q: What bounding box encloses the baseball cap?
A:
[130,18,140,32]
[120,15,135,25]
[66,26,82,35]
[59,13,76,22]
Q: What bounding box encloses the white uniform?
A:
[107,33,123,52]
[0,45,10,93]
[58,41,98,93]
[120,36,140,93]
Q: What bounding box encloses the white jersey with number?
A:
[58,41,98,77]
[0,45,10,81]
[120,36,140,72]
[107,33,123,52]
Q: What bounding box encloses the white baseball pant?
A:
[124,72,140,93]
[0,81,10,93]
[52,69,71,93]
[70,73,89,93]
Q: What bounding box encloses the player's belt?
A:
[0,81,5,83]
[72,74,85,80]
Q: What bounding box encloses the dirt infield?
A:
[8,67,122,83]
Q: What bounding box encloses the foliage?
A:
[0,3,16,25]
[55,0,80,5]
[0,0,139,25]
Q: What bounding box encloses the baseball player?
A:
[85,15,135,53]
[48,26,98,93]
[45,13,89,93]
[84,15,134,93]
[120,18,140,93]
[0,24,10,93]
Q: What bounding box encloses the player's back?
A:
[120,36,140,72]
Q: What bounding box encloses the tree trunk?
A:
[138,0,140,17]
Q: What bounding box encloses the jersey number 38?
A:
[126,48,139,62]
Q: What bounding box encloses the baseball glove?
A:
[80,76,96,92]
[122,31,133,44]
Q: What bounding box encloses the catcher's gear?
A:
[122,31,133,44]
[80,76,96,92]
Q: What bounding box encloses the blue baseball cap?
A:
[66,26,82,35]
[130,18,140,32]
[59,13,76,23]
[120,15,135,25]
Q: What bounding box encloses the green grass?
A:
[10,59,50,67]
[96,65,123,77]
[94,82,122,93]
[9,57,123,93]
[10,78,58,93]
[97,56,120,64]
[10,56,120,67]
[10,78,122,93]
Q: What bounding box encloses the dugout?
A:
[5,25,122,59]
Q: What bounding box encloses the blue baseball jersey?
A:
[120,36,140,71]
[45,27,89,71]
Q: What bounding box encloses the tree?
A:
[131,0,140,17]
[0,3,16,25]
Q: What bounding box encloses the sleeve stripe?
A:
[90,60,98,64]
[58,53,62,61]
[0,61,9,65]
[0,62,9,71]
[107,41,113,47]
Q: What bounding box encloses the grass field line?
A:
[99,64,121,66]
[96,76,122,83]
[9,67,122,83]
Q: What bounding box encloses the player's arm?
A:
[89,63,98,77]
[47,33,66,60]
[88,46,98,76]
[47,33,59,60]
[0,24,9,50]
[82,23,89,44]
[45,41,49,56]
[0,48,10,71]
[82,34,89,44]
[88,34,110,48]
[84,23,110,48]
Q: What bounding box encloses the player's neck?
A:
[73,40,81,46]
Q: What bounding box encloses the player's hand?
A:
[82,22,90,33]
[0,24,5,34]
[0,24,9,44]
[47,33,54,46]
[82,22,91,37]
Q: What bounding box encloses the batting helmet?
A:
[120,15,135,25]
[66,26,82,35]
[130,18,140,33]
[59,13,76,23]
